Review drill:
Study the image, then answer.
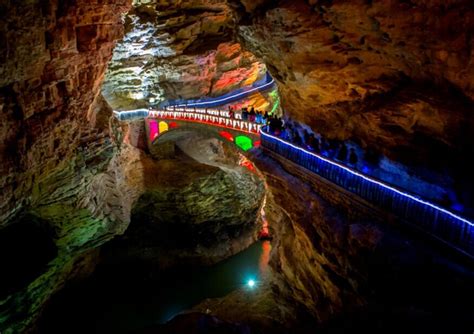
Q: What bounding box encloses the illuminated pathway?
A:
[114,107,263,155]
[114,108,261,135]
[260,128,474,259]
[148,109,262,136]
[161,72,276,109]
[114,112,474,259]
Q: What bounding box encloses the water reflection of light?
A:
[258,195,270,239]
[259,241,271,276]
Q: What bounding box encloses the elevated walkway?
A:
[159,72,276,109]
[260,128,474,259]
[113,104,474,259]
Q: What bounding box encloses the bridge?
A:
[114,106,474,260]
[148,109,262,156]
[114,108,262,153]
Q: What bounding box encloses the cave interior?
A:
[1,0,474,333]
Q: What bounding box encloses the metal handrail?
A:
[259,127,474,258]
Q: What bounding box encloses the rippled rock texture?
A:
[2,0,474,332]
[105,0,474,170]
[0,1,132,332]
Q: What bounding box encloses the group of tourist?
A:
[228,106,388,169]
[228,106,268,124]
[225,106,466,216]
[267,117,363,167]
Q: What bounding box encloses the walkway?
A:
[159,72,276,109]
[148,109,263,136]
[114,108,263,137]
[259,127,474,258]
[114,109,474,259]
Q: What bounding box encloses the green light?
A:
[269,88,281,115]
[235,136,253,151]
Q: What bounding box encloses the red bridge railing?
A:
[148,109,262,135]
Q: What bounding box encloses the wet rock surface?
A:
[104,136,265,268]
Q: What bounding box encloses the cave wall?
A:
[1,0,473,331]
[103,135,266,271]
[237,0,474,165]
[0,1,132,332]
[103,0,267,109]
[0,0,131,224]
[103,0,474,168]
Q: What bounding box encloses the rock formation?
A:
[102,0,474,207]
[0,1,132,332]
[1,0,474,333]
[104,135,265,269]
[185,149,474,334]
[103,0,474,175]
[237,0,474,167]
[103,1,267,110]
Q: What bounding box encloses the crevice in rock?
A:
[0,215,57,300]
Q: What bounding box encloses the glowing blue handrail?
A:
[165,73,276,109]
[260,127,474,256]
[113,109,149,121]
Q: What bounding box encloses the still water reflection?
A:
[41,241,271,333]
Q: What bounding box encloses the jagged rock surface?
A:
[103,136,265,269]
[103,1,266,109]
[0,1,132,332]
[1,0,474,332]
[237,0,474,166]
[104,0,474,169]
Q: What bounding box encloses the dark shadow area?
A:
[0,215,57,300]
[37,241,264,334]
[320,224,474,334]
[185,32,233,56]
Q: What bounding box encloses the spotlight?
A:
[247,279,256,288]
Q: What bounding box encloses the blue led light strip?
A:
[260,129,474,227]
[113,109,149,120]
[173,78,276,108]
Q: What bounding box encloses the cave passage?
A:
[116,90,474,259]
[0,217,57,300]
[39,241,268,334]
[3,1,474,333]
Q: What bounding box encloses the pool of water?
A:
[40,241,271,333]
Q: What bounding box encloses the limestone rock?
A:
[105,136,266,268]
[238,0,474,166]
[102,1,267,110]
[0,1,132,332]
